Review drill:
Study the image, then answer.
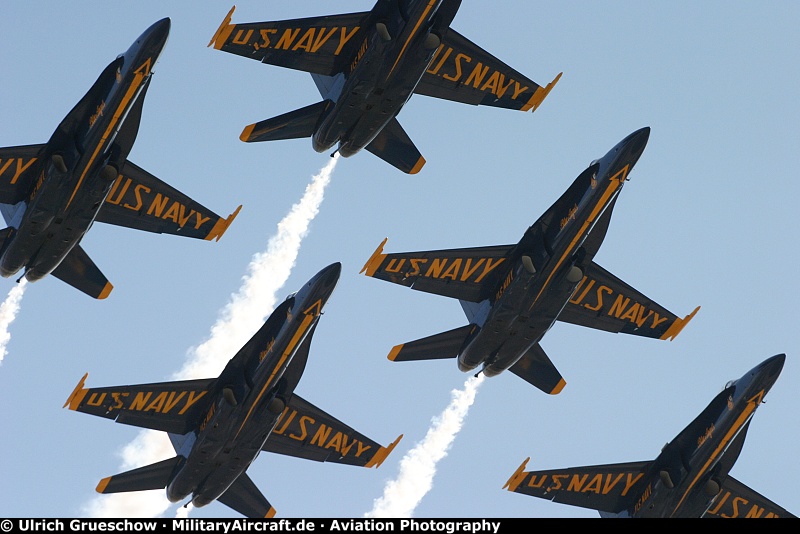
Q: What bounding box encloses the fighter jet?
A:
[503,354,794,518]
[0,18,240,299]
[361,127,699,394]
[208,2,561,174]
[64,263,402,517]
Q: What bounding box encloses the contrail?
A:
[0,279,27,365]
[82,156,338,517]
[365,374,484,518]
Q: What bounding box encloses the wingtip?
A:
[522,71,562,112]
[660,305,701,341]
[360,238,388,276]
[365,434,403,469]
[64,373,89,409]
[265,506,277,519]
[208,5,236,49]
[205,205,242,242]
[503,457,530,492]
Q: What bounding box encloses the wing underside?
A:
[704,475,796,518]
[504,458,651,514]
[64,374,214,434]
[263,392,401,468]
[0,144,44,205]
[360,238,514,302]
[209,7,368,76]
[416,29,561,112]
[96,160,240,242]
[558,260,700,340]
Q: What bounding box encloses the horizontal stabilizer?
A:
[218,472,276,518]
[240,101,330,143]
[51,244,113,299]
[96,456,181,494]
[365,118,426,174]
[508,343,566,395]
[388,324,475,362]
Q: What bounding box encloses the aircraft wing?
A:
[63,374,214,434]
[95,160,240,242]
[503,457,651,514]
[208,6,368,76]
[263,392,402,468]
[0,144,44,204]
[360,238,514,302]
[416,29,561,112]
[704,475,796,518]
[558,260,700,341]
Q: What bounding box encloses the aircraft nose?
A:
[319,262,342,287]
[148,17,171,50]
[623,127,650,162]
[757,353,786,382]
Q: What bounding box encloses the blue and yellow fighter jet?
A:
[504,354,795,518]
[208,1,561,174]
[65,263,402,517]
[0,18,240,299]
[361,127,699,394]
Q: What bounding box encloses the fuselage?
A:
[459,127,651,377]
[312,0,461,157]
[0,18,170,283]
[630,354,785,517]
[164,263,341,508]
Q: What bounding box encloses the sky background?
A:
[0,0,798,519]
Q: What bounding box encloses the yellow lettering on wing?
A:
[130,391,152,411]
[566,474,589,492]
[87,392,107,407]
[336,27,360,55]
[232,29,254,46]
[146,193,169,217]
[0,157,39,185]
[179,390,207,415]
[276,28,301,50]
[355,440,372,458]
[290,415,314,441]
[311,424,333,447]
[273,407,296,435]
[123,184,150,211]
[525,474,548,489]
[258,29,277,49]
[408,258,427,276]
[442,53,469,82]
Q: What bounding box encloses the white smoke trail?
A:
[0,279,27,364]
[365,374,484,518]
[82,157,337,518]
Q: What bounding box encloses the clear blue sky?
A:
[0,0,797,518]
